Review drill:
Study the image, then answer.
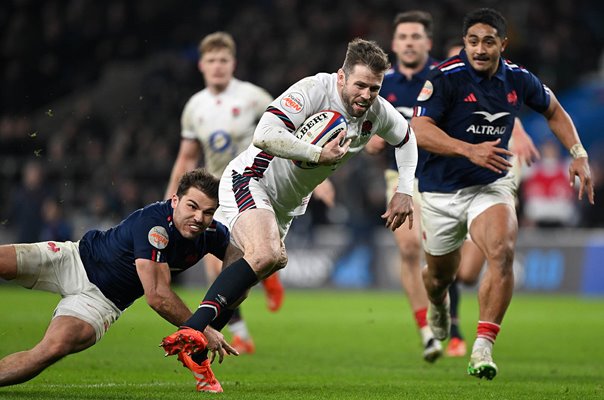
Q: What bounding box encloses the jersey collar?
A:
[460,49,506,83]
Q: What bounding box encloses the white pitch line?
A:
[37,382,180,388]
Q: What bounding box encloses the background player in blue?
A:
[411,8,594,380]
[368,10,443,363]
[367,11,540,361]
[0,169,237,392]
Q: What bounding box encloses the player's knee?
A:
[274,246,288,271]
[396,234,421,259]
[248,247,284,275]
[489,242,514,267]
[457,272,479,286]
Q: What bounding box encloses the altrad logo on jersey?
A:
[467,111,510,135]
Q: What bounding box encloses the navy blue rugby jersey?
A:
[380,57,439,175]
[414,50,550,192]
[79,200,230,310]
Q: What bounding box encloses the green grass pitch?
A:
[1,284,603,399]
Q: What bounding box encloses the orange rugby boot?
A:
[262,273,284,312]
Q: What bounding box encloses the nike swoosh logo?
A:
[473,111,510,123]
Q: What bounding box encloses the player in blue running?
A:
[412,8,594,380]
[367,10,539,362]
[0,168,237,392]
[367,10,443,363]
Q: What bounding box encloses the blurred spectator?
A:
[0,0,602,237]
[6,160,50,243]
[39,196,73,242]
[520,140,578,227]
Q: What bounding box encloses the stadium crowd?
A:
[1,0,603,243]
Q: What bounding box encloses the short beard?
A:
[401,60,420,69]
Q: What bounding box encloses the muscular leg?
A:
[447,239,485,354]
[0,244,98,385]
[457,239,486,286]
[183,209,286,332]
[423,250,460,305]
[203,252,255,352]
[393,216,442,361]
[394,219,428,317]
[0,316,96,386]
[469,204,517,325]
[466,203,517,379]
[0,244,18,280]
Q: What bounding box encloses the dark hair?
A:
[176,168,219,200]
[463,8,507,38]
[342,38,390,76]
[393,10,434,39]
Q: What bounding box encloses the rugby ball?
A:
[294,110,347,147]
[293,110,347,169]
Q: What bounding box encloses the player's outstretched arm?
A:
[136,258,194,326]
[542,92,594,204]
[203,326,239,363]
[382,192,414,232]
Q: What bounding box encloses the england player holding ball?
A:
[161,38,418,392]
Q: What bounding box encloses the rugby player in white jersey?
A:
[164,32,281,355]
[160,38,418,391]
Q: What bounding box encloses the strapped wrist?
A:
[570,143,588,159]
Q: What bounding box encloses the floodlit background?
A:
[1,0,603,295]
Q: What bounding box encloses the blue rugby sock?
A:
[184,258,258,332]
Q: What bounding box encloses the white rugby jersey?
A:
[180,78,273,177]
[223,72,416,216]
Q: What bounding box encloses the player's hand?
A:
[468,139,514,173]
[510,128,540,166]
[312,179,336,207]
[381,192,414,231]
[365,135,386,155]
[203,326,238,364]
[569,157,595,205]
[318,130,350,165]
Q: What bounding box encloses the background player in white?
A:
[160,38,418,390]
[411,8,594,379]
[164,32,281,354]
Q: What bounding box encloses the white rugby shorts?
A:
[14,241,121,342]
[217,171,294,242]
[420,174,517,256]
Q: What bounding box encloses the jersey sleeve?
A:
[131,211,171,263]
[205,220,231,260]
[412,69,450,123]
[252,77,326,162]
[522,71,551,114]
[180,95,199,141]
[375,99,411,146]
